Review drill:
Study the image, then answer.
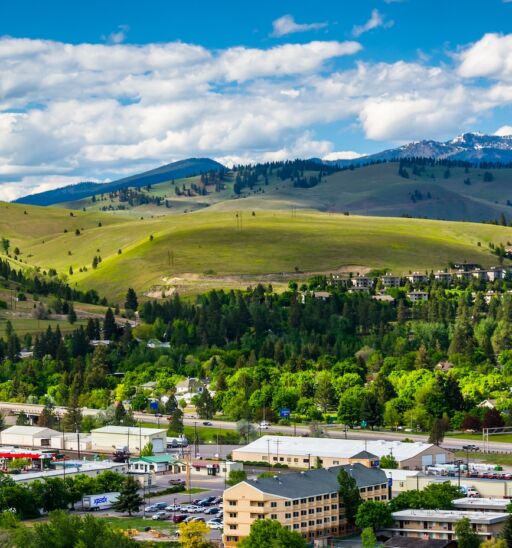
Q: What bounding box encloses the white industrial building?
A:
[232,436,453,470]
[91,426,167,453]
[0,426,62,448]
[12,460,129,483]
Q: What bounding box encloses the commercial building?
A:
[403,475,512,499]
[191,460,242,477]
[385,509,508,542]
[129,454,185,474]
[223,463,387,547]
[0,426,62,448]
[91,426,167,454]
[12,460,129,483]
[232,436,453,470]
[452,498,510,512]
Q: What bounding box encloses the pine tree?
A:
[67,303,77,324]
[112,476,143,516]
[124,288,138,312]
[103,308,117,340]
[337,467,362,526]
[168,409,184,434]
[195,389,215,419]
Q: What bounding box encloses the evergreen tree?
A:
[337,467,362,526]
[112,476,144,516]
[67,303,77,324]
[195,389,215,420]
[124,288,138,312]
[168,409,184,434]
[428,417,447,445]
[103,308,117,340]
[501,514,512,547]
[360,392,383,429]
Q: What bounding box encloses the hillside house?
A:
[381,274,401,288]
[175,377,206,397]
[434,271,452,283]
[487,267,506,281]
[407,291,429,303]
[477,399,497,409]
[301,291,330,304]
[406,272,428,284]
[352,276,373,289]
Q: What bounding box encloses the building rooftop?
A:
[92,426,167,436]
[452,497,510,510]
[391,509,509,524]
[2,425,61,437]
[384,539,455,548]
[239,464,387,499]
[236,435,444,462]
[130,454,181,464]
[12,460,127,483]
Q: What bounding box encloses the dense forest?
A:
[2,264,512,437]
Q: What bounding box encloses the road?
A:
[0,401,505,453]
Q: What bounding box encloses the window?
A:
[308,497,314,502]
[333,460,339,465]
[324,506,329,512]
[323,495,329,500]
[324,517,330,523]
[303,458,310,463]
[293,512,299,517]
[301,498,307,504]
[229,513,237,518]
[309,520,315,526]
[270,502,277,508]
[285,513,291,519]
[316,508,322,513]
[301,522,307,528]
[316,496,322,501]
[228,500,237,506]
[301,510,307,516]
[271,514,277,519]
[331,493,338,499]
[309,509,315,515]
[316,519,322,525]
[294,458,299,463]
[293,524,299,530]
[250,513,265,519]
[367,486,373,491]
[285,501,291,507]
[287,458,291,462]
[227,537,239,542]
[273,457,277,461]
[331,505,338,510]
[293,500,299,506]
[229,525,237,530]
[250,501,264,507]
[332,516,337,522]
[381,484,387,489]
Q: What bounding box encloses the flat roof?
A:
[452,497,509,510]
[391,509,509,524]
[235,435,446,461]
[92,426,166,436]
[2,426,61,437]
[12,460,126,482]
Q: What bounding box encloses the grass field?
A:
[446,432,512,443]
[455,451,512,467]
[98,516,176,532]
[2,200,512,300]
[0,317,88,338]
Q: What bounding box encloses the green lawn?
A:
[98,516,176,532]
[446,432,512,443]
[455,451,512,467]
[0,317,88,338]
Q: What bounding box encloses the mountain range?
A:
[13,132,512,207]
[15,158,225,206]
[327,132,512,166]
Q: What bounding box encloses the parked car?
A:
[204,507,221,515]
[154,502,168,510]
[183,515,198,523]
[145,504,158,513]
[172,514,187,524]
[191,517,205,523]
[183,505,202,513]
[203,421,213,426]
[208,521,223,530]
[168,478,186,486]
[152,511,170,521]
[192,499,202,505]
[165,504,181,512]
[211,497,222,505]
[259,421,270,429]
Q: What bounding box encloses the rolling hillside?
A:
[54,161,512,223]
[1,201,511,301]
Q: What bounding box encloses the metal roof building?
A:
[232,436,453,470]
[91,426,167,454]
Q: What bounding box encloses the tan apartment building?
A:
[385,509,508,542]
[232,436,453,470]
[223,463,387,546]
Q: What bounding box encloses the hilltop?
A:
[15,158,225,206]
[1,201,511,300]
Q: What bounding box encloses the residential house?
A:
[406,272,428,284]
[407,291,429,303]
[381,274,401,288]
[351,276,374,289]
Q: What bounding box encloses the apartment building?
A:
[352,276,374,289]
[381,274,401,288]
[452,498,510,512]
[385,509,508,542]
[407,291,429,302]
[223,464,387,546]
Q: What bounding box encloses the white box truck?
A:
[82,492,120,511]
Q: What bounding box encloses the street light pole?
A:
[76,429,81,461]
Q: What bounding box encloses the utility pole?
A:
[194,422,198,458]
[77,429,81,460]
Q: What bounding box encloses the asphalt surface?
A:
[0,401,504,453]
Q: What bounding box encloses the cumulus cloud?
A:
[271,14,328,38]
[1,32,512,200]
[323,151,364,161]
[352,9,394,38]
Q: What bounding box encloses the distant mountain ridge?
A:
[15,158,225,206]
[324,132,512,166]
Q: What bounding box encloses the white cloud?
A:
[103,25,130,44]
[457,33,512,80]
[352,9,394,38]
[271,15,327,38]
[323,151,364,161]
[495,125,512,136]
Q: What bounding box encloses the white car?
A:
[183,505,202,513]
[152,511,170,520]
[259,421,270,429]
[207,520,223,530]
[165,504,181,511]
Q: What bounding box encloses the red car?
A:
[173,514,187,524]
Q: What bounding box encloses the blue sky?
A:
[1,0,512,199]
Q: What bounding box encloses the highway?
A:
[0,401,504,453]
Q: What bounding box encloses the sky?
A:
[1,0,512,200]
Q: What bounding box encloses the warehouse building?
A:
[452,498,510,512]
[223,463,387,547]
[232,436,453,470]
[0,425,61,448]
[91,426,167,454]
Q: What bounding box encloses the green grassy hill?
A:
[2,201,512,301]
[58,162,512,223]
